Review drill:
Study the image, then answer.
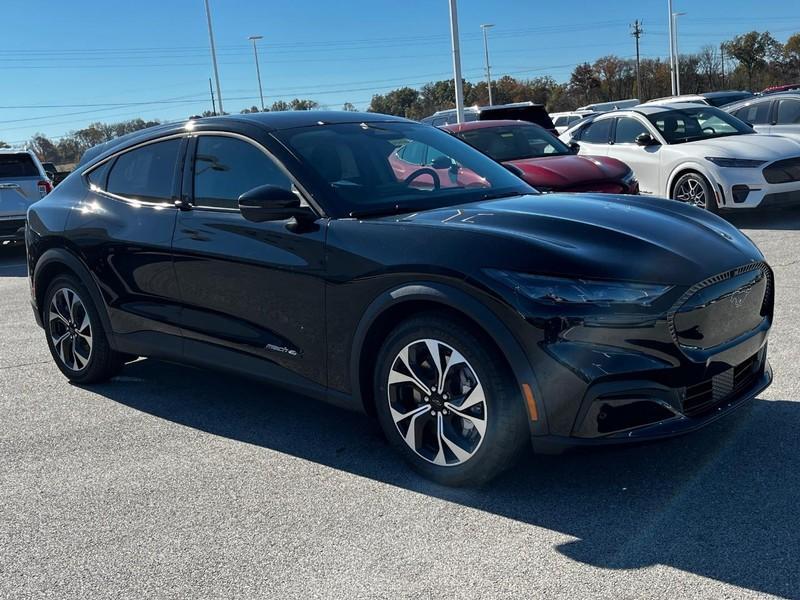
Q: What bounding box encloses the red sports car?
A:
[442,120,639,194]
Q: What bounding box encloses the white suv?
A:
[561,103,800,212]
[0,151,52,244]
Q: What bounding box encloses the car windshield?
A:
[456,124,572,162]
[274,121,534,217]
[646,106,753,144]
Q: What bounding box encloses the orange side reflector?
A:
[522,384,538,421]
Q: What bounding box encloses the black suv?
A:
[26,111,773,485]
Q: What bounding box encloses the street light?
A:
[204,0,224,114]
[481,24,495,106]
[672,12,687,95]
[248,35,265,111]
[667,0,675,95]
[448,0,465,123]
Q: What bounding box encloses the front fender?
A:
[348,281,549,436]
[665,160,722,205]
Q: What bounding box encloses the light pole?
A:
[248,35,265,111]
[204,0,224,114]
[481,24,495,106]
[672,12,687,95]
[448,0,465,123]
[667,0,676,96]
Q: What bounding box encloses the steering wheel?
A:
[702,126,716,134]
[404,168,441,190]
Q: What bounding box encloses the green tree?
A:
[0,140,10,149]
[723,31,782,89]
[569,63,601,104]
[368,87,421,118]
[270,100,290,111]
[289,98,319,111]
[342,102,357,111]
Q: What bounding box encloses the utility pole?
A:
[668,0,676,95]
[208,77,217,115]
[481,24,495,106]
[631,20,643,100]
[248,35,265,111]
[720,43,726,87]
[204,0,224,114]
[448,0,465,123]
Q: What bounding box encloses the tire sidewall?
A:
[373,314,528,486]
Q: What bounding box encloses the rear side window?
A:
[0,154,39,178]
[777,99,800,125]
[734,102,771,125]
[581,118,612,143]
[193,136,291,210]
[107,139,180,203]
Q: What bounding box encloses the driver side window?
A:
[614,117,649,144]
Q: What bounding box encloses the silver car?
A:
[725,93,800,142]
[0,151,52,245]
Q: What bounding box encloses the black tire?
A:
[43,274,125,384]
[672,172,718,214]
[373,312,530,486]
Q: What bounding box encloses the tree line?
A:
[368,30,800,119]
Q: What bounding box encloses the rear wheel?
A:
[43,275,125,383]
[374,313,530,486]
[673,172,718,213]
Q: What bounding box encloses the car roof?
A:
[608,102,712,116]
[78,111,412,167]
[442,119,542,133]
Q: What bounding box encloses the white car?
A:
[560,103,800,212]
[1,150,52,244]
[549,110,593,135]
[725,93,800,142]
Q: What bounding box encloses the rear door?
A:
[574,117,612,157]
[609,116,662,194]
[0,153,45,219]
[730,99,773,135]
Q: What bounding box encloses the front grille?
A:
[667,262,772,351]
[763,157,800,183]
[683,353,762,417]
[761,190,800,208]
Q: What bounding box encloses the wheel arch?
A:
[33,248,114,340]
[350,282,548,435]
[666,162,721,204]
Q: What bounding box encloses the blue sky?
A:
[1,0,798,145]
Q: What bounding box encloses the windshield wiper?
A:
[477,190,526,201]
[348,204,421,218]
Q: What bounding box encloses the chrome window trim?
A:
[81,129,325,218]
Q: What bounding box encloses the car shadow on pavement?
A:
[89,358,799,598]
[0,245,27,277]
[724,206,800,231]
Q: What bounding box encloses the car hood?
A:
[506,155,629,187]
[683,133,800,159]
[389,193,763,286]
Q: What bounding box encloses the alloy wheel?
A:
[675,177,707,209]
[387,339,487,466]
[48,287,93,371]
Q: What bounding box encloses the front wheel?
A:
[672,172,718,213]
[374,314,530,486]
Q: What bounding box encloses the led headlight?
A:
[705,157,767,168]
[488,270,672,307]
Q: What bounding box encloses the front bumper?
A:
[712,167,800,209]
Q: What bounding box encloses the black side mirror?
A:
[238,185,311,223]
[635,133,659,147]
[568,141,580,154]
[430,155,457,171]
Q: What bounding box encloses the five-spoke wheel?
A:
[375,313,530,486]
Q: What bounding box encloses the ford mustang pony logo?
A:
[729,286,752,307]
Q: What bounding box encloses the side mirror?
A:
[430,155,457,171]
[635,133,659,147]
[568,141,580,154]
[238,185,310,223]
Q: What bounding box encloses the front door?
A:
[171,133,328,389]
[609,116,662,195]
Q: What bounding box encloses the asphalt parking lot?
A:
[2,209,799,600]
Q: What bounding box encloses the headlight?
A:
[705,157,766,168]
[487,270,672,307]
